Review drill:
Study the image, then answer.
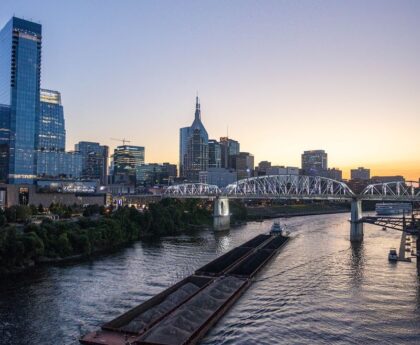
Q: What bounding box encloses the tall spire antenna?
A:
[194,94,201,120]
[227,125,229,138]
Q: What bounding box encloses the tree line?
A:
[0,198,214,275]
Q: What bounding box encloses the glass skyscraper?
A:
[112,145,145,184]
[37,89,65,151]
[0,17,42,184]
[179,97,209,182]
[75,141,109,185]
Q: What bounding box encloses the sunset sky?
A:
[1,0,419,180]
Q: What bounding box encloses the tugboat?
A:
[388,248,398,262]
[270,222,284,236]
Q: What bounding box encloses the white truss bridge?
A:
[164,175,420,202]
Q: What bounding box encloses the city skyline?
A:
[0,1,419,180]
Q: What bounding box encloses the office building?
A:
[179,97,208,181]
[199,168,237,188]
[112,145,145,184]
[136,162,177,186]
[231,152,254,180]
[34,89,82,178]
[351,167,370,180]
[0,17,42,184]
[266,166,299,176]
[75,141,109,185]
[256,161,271,175]
[301,150,328,175]
[220,137,240,169]
[371,175,405,183]
[208,139,221,168]
[37,89,65,151]
[326,167,342,181]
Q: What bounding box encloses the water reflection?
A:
[1,213,419,345]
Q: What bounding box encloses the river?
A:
[1,213,419,345]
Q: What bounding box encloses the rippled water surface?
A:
[1,213,419,345]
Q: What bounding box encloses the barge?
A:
[80,229,289,345]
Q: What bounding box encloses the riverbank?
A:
[0,199,213,277]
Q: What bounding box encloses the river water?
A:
[1,213,419,345]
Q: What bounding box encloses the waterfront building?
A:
[179,97,209,181]
[112,145,145,184]
[36,150,82,178]
[219,137,240,169]
[208,140,221,168]
[199,168,237,187]
[351,167,370,180]
[0,17,42,184]
[301,150,328,175]
[231,152,254,180]
[75,141,109,185]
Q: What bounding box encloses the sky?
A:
[1,0,419,180]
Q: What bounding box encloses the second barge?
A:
[80,228,289,345]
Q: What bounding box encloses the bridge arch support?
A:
[350,198,363,242]
[213,196,230,231]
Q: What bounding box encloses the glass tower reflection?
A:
[0,17,41,184]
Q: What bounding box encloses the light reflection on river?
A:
[0,213,419,344]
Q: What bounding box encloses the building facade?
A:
[37,89,65,151]
[75,141,109,185]
[231,152,254,180]
[0,17,42,184]
[219,137,240,169]
[112,145,145,184]
[301,150,328,175]
[136,162,177,186]
[179,97,208,182]
[351,167,370,180]
[208,139,221,168]
[199,168,237,187]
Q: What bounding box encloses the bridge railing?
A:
[164,183,222,197]
[224,175,355,200]
[361,181,420,201]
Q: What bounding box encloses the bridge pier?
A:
[213,196,230,231]
[350,199,364,242]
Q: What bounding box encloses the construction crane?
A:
[110,138,131,145]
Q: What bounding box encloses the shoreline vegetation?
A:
[0,199,350,276]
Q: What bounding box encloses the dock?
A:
[80,232,289,345]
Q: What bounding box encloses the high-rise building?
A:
[179,97,208,182]
[0,17,42,184]
[112,145,145,184]
[350,167,370,180]
[0,105,10,181]
[256,161,271,175]
[37,89,65,151]
[219,137,240,169]
[326,167,342,181]
[301,150,328,175]
[136,162,177,186]
[208,139,221,168]
[35,89,82,179]
[179,126,190,177]
[231,152,254,180]
[75,141,109,185]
